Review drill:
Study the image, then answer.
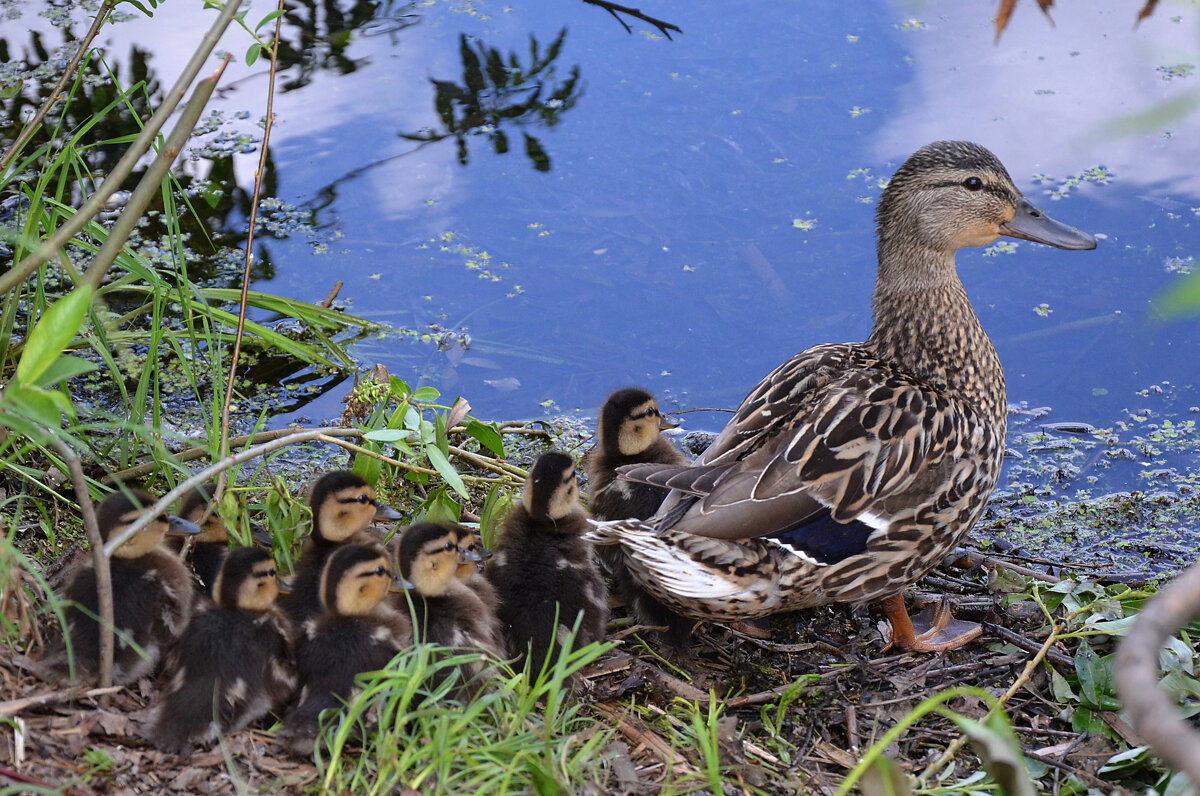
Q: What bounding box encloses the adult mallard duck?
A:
[587,141,1096,652]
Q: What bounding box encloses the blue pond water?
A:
[5,2,1200,477]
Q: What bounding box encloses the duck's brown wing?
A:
[620,345,978,549]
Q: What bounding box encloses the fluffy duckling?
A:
[278,470,401,625]
[454,525,499,613]
[582,388,694,648]
[174,484,271,597]
[487,452,609,670]
[51,490,202,685]
[280,543,412,756]
[149,547,295,754]
[583,387,687,520]
[398,522,505,673]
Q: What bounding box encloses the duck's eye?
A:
[357,494,370,504]
[963,177,983,191]
[373,565,387,576]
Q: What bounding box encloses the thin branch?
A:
[0,0,244,296]
[580,0,682,40]
[0,0,116,175]
[43,436,112,690]
[0,685,122,718]
[217,0,286,503]
[1114,559,1200,787]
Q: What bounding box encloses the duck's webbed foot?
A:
[878,593,982,653]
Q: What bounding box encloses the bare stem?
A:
[43,436,112,690]
[217,0,287,501]
[1114,560,1200,788]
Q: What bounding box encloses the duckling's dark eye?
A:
[373,565,387,576]
[963,177,983,191]
[357,494,370,504]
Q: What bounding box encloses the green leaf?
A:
[245,43,261,67]
[858,755,913,796]
[389,376,411,398]
[416,487,461,525]
[352,445,382,485]
[479,484,514,550]
[1074,639,1112,708]
[434,414,450,458]
[943,712,1036,796]
[254,10,286,31]
[426,445,467,498]
[1097,745,1150,778]
[32,354,98,387]
[14,286,93,388]
[466,419,505,457]
[411,386,441,402]
[362,429,413,443]
[5,383,62,427]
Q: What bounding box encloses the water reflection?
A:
[878,2,1200,196]
[399,29,583,172]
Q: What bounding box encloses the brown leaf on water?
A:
[1136,0,1159,24]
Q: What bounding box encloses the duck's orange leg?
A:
[880,593,982,652]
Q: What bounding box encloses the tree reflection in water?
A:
[400,29,582,172]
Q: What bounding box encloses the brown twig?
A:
[0,685,122,718]
[0,0,116,175]
[580,0,682,40]
[591,701,696,773]
[1114,559,1200,787]
[44,436,112,690]
[217,0,287,504]
[982,621,1074,668]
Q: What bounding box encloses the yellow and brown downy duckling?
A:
[279,543,412,756]
[278,470,401,625]
[487,452,609,670]
[589,141,1096,653]
[582,387,695,649]
[49,489,202,685]
[398,522,504,673]
[174,484,272,598]
[149,547,296,754]
[453,525,499,613]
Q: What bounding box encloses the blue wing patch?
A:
[768,511,874,565]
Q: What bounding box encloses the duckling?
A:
[487,452,609,670]
[454,525,499,613]
[50,489,202,685]
[279,543,412,756]
[588,141,1096,652]
[582,387,694,648]
[149,547,295,754]
[174,484,270,597]
[398,522,505,671]
[278,470,402,625]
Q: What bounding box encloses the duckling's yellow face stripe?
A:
[236,562,280,611]
[110,511,169,559]
[617,399,663,456]
[318,486,381,541]
[409,536,459,596]
[546,466,580,522]
[335,557,392,614]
